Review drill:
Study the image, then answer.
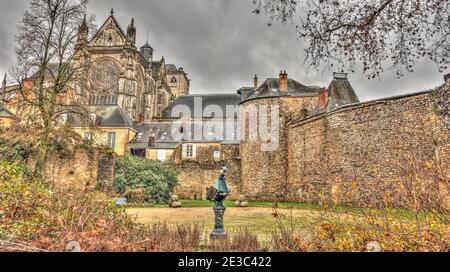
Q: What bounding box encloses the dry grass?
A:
[127,207,345,243]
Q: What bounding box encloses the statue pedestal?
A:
[210,206,227,240]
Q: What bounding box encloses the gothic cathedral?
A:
[74,9,190,122]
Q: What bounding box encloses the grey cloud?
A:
[0,0,448,101]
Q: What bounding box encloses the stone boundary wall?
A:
[172,144,241,200]
[32,149,115,191]
[240,96,319,201]
[287,89,450,206]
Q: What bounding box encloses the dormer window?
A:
[84,132,93,143]
[89,113,96,123]
[60,114,68,124]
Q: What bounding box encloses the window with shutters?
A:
[84,132,93,143]
[186,144,193,157]
[182,144,196,158]
[107,132,116,149]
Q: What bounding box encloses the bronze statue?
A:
[207,166,230,239]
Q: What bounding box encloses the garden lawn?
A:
[126,201,358,241]
[126,207,318,241]
[126,200,430,243]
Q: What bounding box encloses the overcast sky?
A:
[0,0,448,101]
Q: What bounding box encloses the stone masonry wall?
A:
[287,89,450,206]
[173,143,241,200]
[240,96,319,201]
[37,149,115,191]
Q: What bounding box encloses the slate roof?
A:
[237,87,254,101]
[0,104,15,118]
[151,61,162,71]
[242,78,321,102]
[130,122,180,149]
[162,94,242,119]
[165,64,178,71]
[141,42,153,50]
[326,77,360,111]
[129,119,240,149]
[71,105,135,128]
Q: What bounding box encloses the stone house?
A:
[128,94,242,199]
[72,105,137,156]
[0,76,15,127]
[0,104,15,127]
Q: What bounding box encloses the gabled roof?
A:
[242,78,321,103]
[72,105,135,129]
[162,94,242,119]
[90,12,127,45]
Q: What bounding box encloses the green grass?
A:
[125,200,428,221]
[127,199,366,213]
[126,200,320,209]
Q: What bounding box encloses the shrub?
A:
[0,161,155,252]
[125,188,147,203]
[0,161,50,240]
[0,139,33,162]
[113,155,178,204]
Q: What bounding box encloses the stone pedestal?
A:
[210,206,227,240]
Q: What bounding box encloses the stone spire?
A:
[140,33,154,63]
[80,14,88,32]
[76,14,88,48]
[127,17,136,45]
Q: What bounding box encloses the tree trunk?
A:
[34,118,51,178]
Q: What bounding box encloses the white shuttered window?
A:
[182,144,196,158]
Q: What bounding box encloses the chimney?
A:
[253,74,258,90]
[279,70,288,92]
[318,88,329,110]
[137,114,145,124]
[445,73,450,83]
[148,136,155,147]
[333,72,348,80]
